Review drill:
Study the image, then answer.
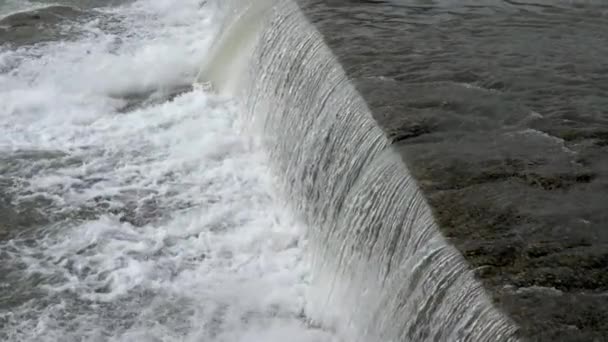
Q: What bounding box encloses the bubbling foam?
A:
[0,1,337,341]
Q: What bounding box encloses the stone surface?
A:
[296,1,608,341]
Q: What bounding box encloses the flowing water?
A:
[7,0,601,340]
[0,0,337,341]
[0,0,520,340]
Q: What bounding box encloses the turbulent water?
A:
[0,0,521,340]
[231,1,521,341]
[8,0,598,340]
[0,1,337,341]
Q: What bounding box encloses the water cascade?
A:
[200,0,522,341]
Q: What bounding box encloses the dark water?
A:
[296,0,608,341]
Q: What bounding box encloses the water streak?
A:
[212,0,523,340]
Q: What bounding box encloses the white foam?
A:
[0,0,337,341]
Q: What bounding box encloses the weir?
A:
[202,0,608,341]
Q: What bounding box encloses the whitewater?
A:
[1,0,532,340]
[0,0,336,341]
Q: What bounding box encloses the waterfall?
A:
[200,0,522,340]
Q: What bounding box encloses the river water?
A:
[3,0,607,341]
[0,1,336,341]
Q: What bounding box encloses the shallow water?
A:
[295,0,608,340]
